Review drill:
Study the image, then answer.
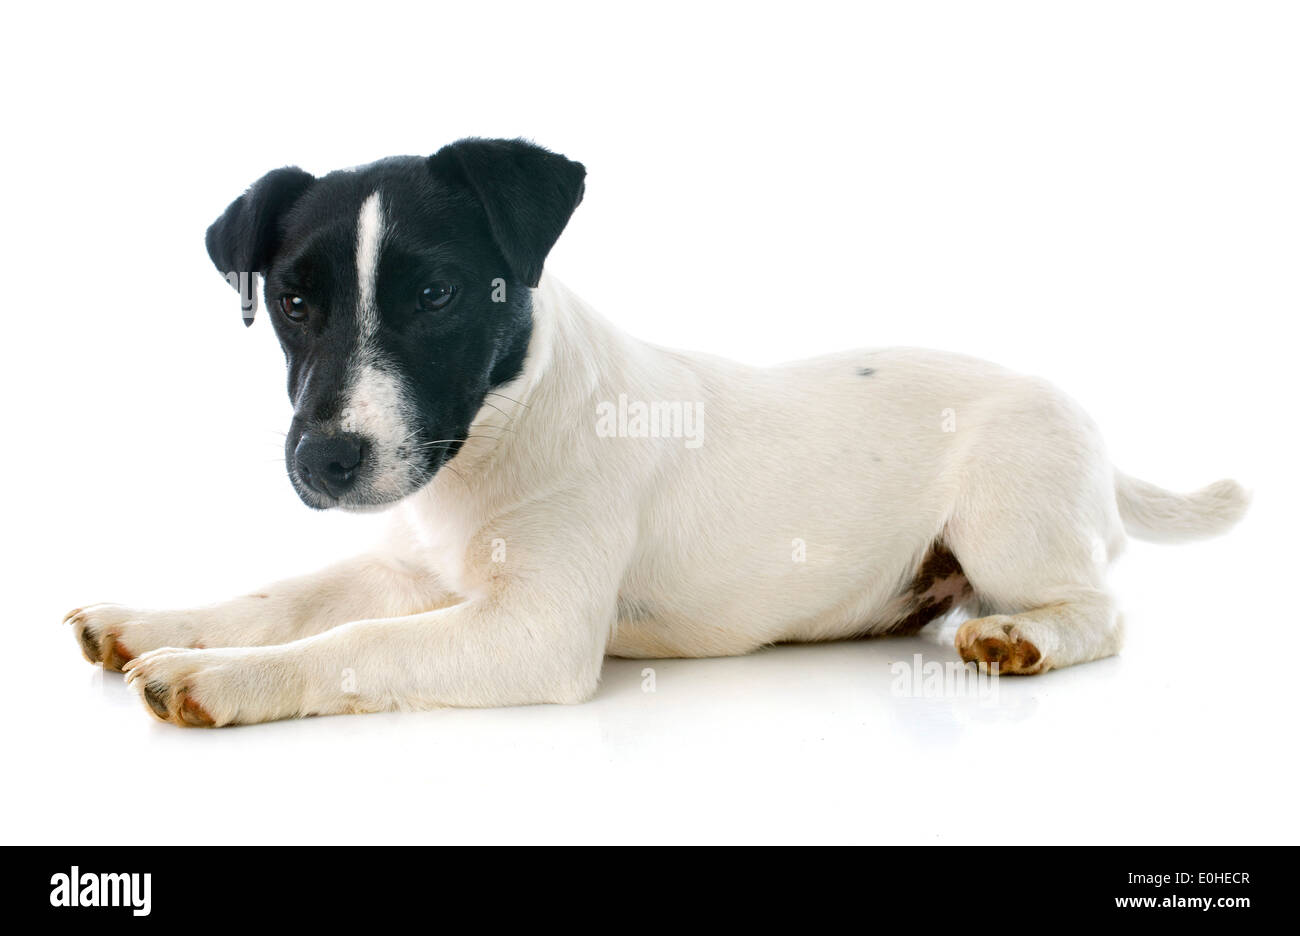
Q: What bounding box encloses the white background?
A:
[2,1,1296,844]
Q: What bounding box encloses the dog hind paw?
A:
[955,615,1048,675]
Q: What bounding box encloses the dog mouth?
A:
[286,435,459,511]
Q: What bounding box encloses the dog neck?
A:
[398,274,623,511]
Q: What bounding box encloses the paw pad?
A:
[142,683,171,720]
[956,618,1046,674]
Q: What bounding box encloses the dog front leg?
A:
[122,583,616,725]
[66,554,456,671]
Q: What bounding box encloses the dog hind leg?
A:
[954,589,1123,674]
[941,384,1126,674]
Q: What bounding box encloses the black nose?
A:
[294,431,364,498]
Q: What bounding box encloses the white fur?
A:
[354,191,385,340]
[74,275,1249,725]
[337,353,420,502]
[1114,472,1249,543]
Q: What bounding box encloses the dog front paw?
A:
[65,604,144,671]
[122,647,296,727]
[123,648,238,726]
[123,649,219,726]
[64,604,205,672]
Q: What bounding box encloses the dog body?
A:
[408,277,1119,660]
[68,140,1249,725]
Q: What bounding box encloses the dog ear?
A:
[428,138,585,288]
[205,167,315,325]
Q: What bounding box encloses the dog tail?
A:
[1114,470,1250,544]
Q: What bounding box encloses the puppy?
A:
[67,138,1249,726]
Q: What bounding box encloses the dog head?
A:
[205,138,585,510]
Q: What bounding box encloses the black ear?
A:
[429,138,585,288]
[205,167,315,325]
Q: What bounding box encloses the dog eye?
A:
[418,283,456,312]
[279,295,309,322]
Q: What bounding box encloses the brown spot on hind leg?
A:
[878,540,974,636]
[956,615,1047,674]
[888,596,954,636]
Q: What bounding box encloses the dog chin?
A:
[289,481,340,512]
[290,466,438,513]
[335,499,399,515]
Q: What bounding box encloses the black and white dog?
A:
[67,138,1249,726]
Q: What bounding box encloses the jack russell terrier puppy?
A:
[66,138,1249,726]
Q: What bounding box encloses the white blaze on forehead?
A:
[339,191,420,501]
[355,191,386,339]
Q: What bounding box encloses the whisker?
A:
[486,391,529,408]
[479,400,512,419]
[416,437,478,447]
[414,432,512,447]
